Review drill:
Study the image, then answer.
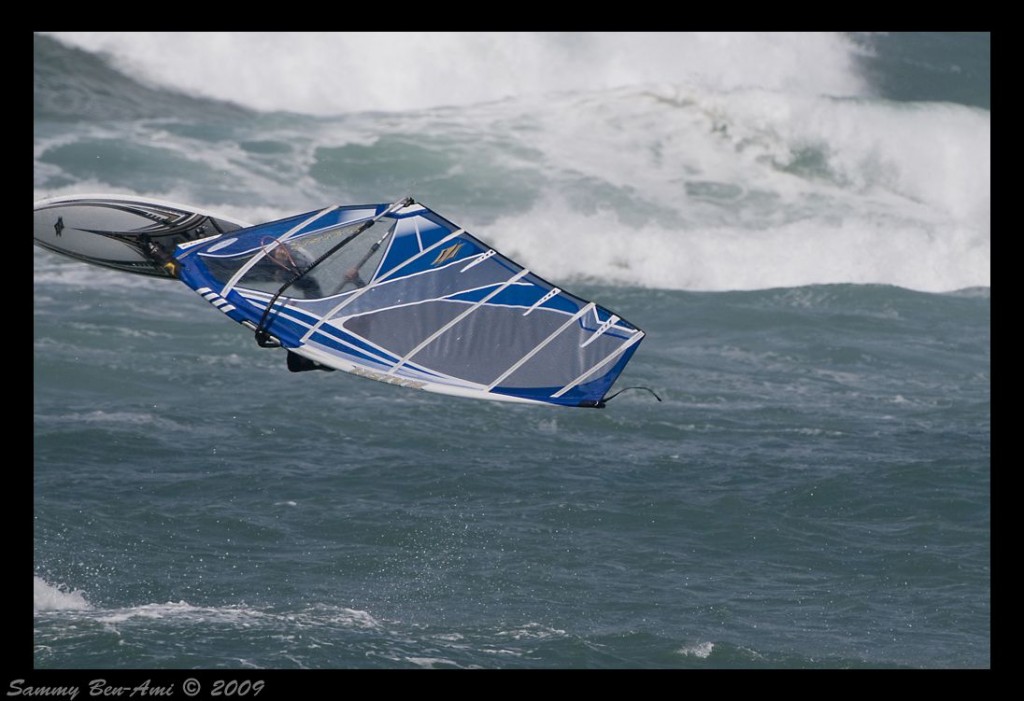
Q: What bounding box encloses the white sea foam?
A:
[495,622,567,640]
[472,86,989,292]
[406,656,470,669]
[44,32,868,114]
[35,33,989,293]
[54,598,384,634]
[34,576,91,611]
[677,641,715,658]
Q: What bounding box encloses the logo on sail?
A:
[432,243,463,266]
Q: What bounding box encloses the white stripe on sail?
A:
[487,302,596,391]
[389,269,530,374]
[220,205,339,296]
[299,229,466,343]
[460,249,495,272]
[550,330,645,399]
[523,288,560,316]
[580,315,620,348]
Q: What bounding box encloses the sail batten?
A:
[389,268,530,374]
[299,227,466,343]
[524,288,560,316]
[581,315,620,348]
[551,330,645,399]
[486,302,596,391]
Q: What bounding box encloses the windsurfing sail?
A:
[172,198,647,407]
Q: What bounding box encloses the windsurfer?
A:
[264,241,323,298]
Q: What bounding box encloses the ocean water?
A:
[31,32,989,674]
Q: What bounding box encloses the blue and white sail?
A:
[174,198,646,407]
